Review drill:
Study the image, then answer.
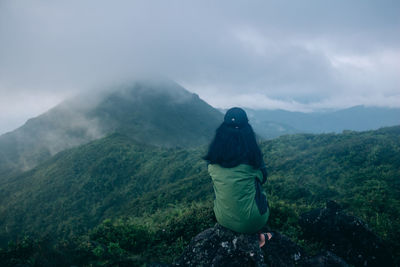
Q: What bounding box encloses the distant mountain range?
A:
[1,78,399,178]
[245,106,400,139]
[0,79,222,178]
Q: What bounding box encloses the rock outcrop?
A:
[262,231,348,267]
[299,200,394,267]
[261,231,305,266]
[171,223,348,267]
[165,201,394,267]
[174,224,265,266]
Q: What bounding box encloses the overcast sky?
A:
[0,0,399,134]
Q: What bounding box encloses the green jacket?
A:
[208,164,269,234]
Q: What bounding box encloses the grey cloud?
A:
[0,0,399,134]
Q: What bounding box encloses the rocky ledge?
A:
[151,201,394,267]
[299,200,394,267]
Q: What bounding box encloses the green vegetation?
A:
[0,203,216,266]
[0,133,212,244]
[0,126,399,266]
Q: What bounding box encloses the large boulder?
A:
[173,224,266,267]
[172,224,348,267]
[305,251,349,267]
[262,231,348,267]
[299,201,394,267]
[262,231,305,266]
[169,201,392,266]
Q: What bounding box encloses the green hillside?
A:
[1,126,399,265]
[0,79,222,179]
[0,133,212,244]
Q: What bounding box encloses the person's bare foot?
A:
[259,232,272,247]
[259,233,265,247]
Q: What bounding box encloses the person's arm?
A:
[260,160,267,185]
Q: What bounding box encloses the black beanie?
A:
[224,107,249,127]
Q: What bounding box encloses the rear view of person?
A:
[204,107,272,247]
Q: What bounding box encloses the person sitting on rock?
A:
[204,107,272,247]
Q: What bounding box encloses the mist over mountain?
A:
[0,79,222,178]
[246,106,400,139]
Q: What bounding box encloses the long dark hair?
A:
[204,109,263,168]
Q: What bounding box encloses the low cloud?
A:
[0,0,399,134]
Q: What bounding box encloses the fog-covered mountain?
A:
[245,106,400,139]
[0,79,222,178]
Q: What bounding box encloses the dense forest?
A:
[1,126,399,266]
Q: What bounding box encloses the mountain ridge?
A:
[245,105,400,138]
[0,79,222,178]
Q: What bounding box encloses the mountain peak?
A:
[0,80,222,177]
